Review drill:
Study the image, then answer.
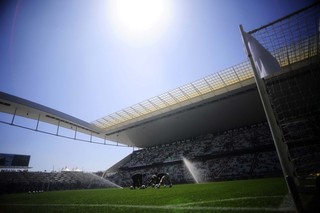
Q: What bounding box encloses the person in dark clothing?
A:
[147,174,158,187]
[157,173,166,183]
[131,174,144,189]
[157,173,172,188]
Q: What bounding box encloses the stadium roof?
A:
[0,3,319,148]
[0,61,262,148]
[92,61,255,134]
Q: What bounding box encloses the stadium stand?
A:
[105,122,282,187]
[0,170,117,194]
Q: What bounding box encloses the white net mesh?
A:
[249,3,320,210]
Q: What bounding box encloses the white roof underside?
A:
[91,61,254,133]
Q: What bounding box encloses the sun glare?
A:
[108,0,172,44]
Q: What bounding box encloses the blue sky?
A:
[0,0,315,172]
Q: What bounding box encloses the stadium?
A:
[1,2,320,213]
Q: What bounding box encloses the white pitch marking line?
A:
[172,195,284,207]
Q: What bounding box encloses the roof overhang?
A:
[0,91,102,140]
[0,60,313,148]
[104,82,266,147]
[0,74,262,148]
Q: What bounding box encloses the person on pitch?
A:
[158,173,172,188]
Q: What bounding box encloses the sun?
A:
[107,0,172,44]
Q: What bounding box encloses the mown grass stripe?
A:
[0,203,295,212]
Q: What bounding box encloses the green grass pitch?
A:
[0,177,295,212]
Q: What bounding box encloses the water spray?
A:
[182,156,201,184]
[101,170,123,189]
